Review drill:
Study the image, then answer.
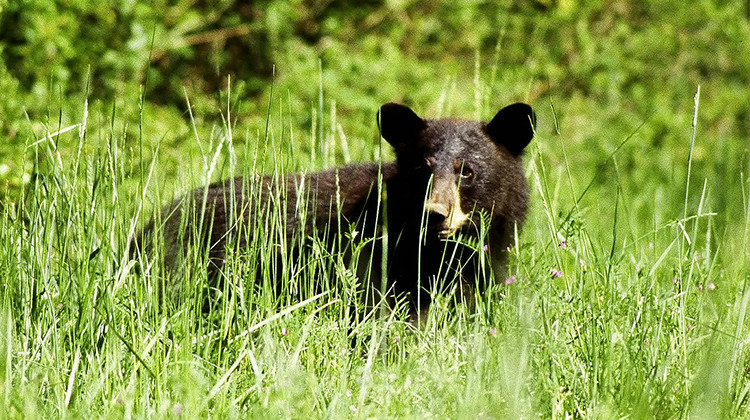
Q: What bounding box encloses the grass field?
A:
[1,2,749,418]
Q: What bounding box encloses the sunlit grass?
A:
[0,76,749,419]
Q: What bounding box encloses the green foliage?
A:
[1,107,749,417]
[0,0,749,418]
[1,1,748,231]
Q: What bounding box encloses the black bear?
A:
[132,102,535,313]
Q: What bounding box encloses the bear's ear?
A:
[378,103,425,148]
[486,103,536,156]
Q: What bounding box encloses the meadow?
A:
[0,1,749,418]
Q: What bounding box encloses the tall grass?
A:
[0,75,749,419]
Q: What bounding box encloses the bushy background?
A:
[2,1,747,206]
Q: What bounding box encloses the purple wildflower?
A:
[281,328,290,336]
[697,284,703,291]
[489,327,497,336]
[558,240,567,248]
[707,283,715,291]
[550,268,563,278]
[504,276,518,285]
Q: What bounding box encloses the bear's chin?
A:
[434,219,483,241]
[437,228,458,239]
[429,222,472,240]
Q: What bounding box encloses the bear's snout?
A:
[424,180,470,238]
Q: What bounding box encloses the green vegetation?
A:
[1,1,749,418]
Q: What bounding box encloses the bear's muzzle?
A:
[424,180,469,239]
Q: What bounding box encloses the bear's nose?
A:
[424,202,450,227]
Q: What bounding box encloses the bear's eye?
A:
[459,165,474,180]
[415,158,433,173]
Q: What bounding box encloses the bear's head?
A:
[378,102,535,238]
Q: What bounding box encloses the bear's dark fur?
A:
[132,102,535,312]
